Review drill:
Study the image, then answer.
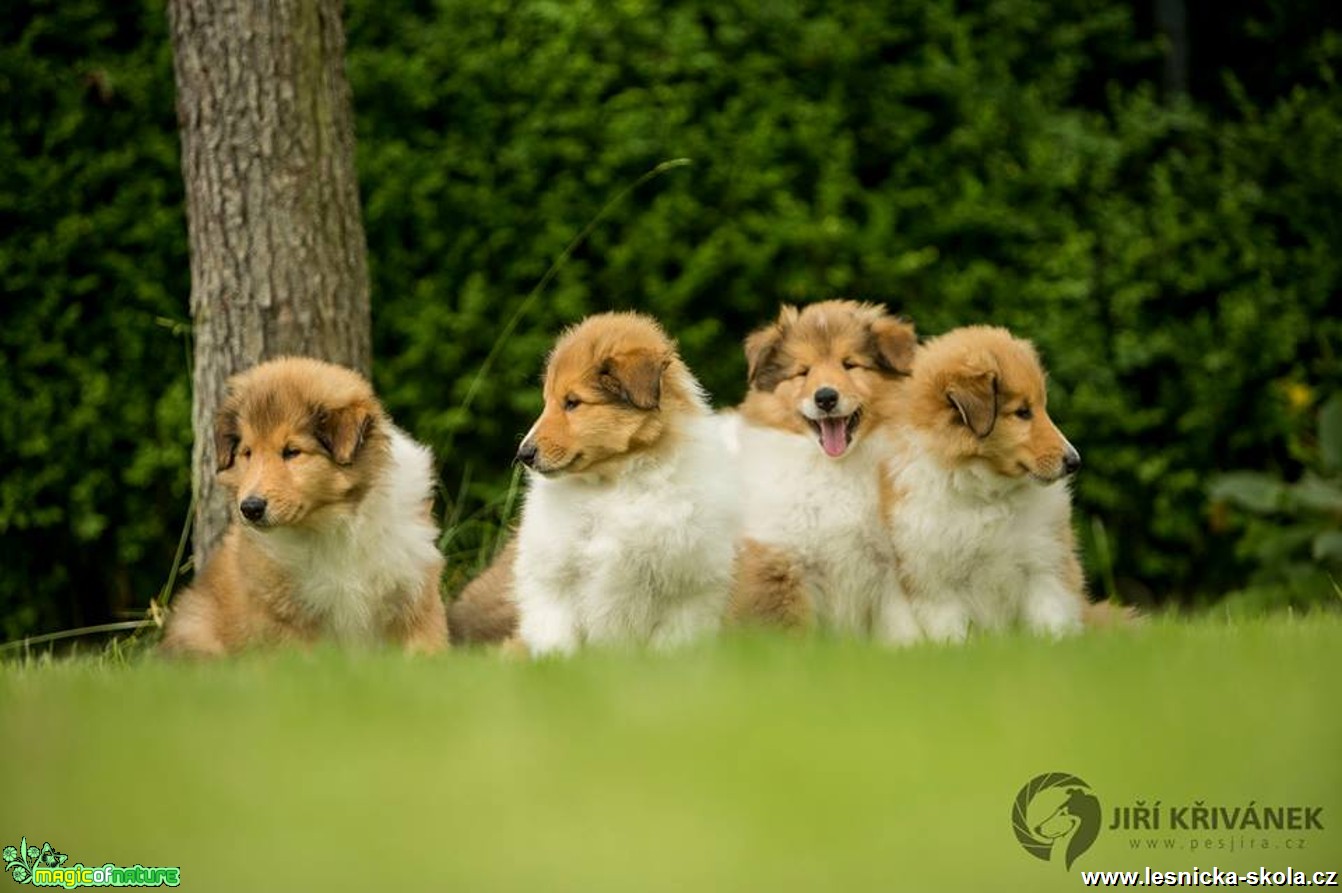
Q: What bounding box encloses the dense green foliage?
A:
[1209,394,1342,613]
[3,0,1340,637]
[1,3,190,639]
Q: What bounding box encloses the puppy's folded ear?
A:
[946,371,998,438]
[598,350,667,411]
[744,305,798,392]
[214,406,241,471]
[871,316,918,375]
[311,401,376,465]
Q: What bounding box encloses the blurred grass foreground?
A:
[3,616,1339,891]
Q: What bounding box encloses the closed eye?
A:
[842,358,867,370]
[793,366,810,378]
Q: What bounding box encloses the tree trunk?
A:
[169,0,372,565]
[1155,0,1189,98]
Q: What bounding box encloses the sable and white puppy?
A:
[509,312,739,656]
[882,326,1084,641]
[162,357,447,655]
[725,301,922,643]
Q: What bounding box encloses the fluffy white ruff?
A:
[884,435,1082,641]
[251,426,442,643]
[725,414,920,644]
[514,412,741,656]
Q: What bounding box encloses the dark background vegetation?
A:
[3,0,1340,640]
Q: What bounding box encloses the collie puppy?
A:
[725,301,922,643]
[161,358,447,655]
[508,312,739,656]
[882,326,1084,641]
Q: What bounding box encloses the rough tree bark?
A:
[1155,0,1189,98]
[169,0,372,564]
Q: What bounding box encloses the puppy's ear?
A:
[311,400,376,465]
[214,406,241,472]
[870,315,918,375]
[946,371,998,438]
[598,350,667,410]
[744,305,797,392]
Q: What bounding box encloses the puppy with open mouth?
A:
[501,312,739,656]
[725,301,922,642]
[881,326,1086,641]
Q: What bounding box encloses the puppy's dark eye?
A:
[1014,406,1033,420]
[281,445,301,460]
[842,359,862,370]
[241,447,252,459]
[563,396,581,411]
[794,366,811,378]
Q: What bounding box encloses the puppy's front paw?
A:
[1023,592,1083,638]
[917,601,971,644]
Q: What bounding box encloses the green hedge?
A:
[1,2,190,639]
[3,0,1340,638]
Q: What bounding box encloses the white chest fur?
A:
[254,427,441,643]
[514,415,741,655]
[885,441,1080,638]
[729,417,901,634]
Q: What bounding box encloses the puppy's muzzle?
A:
[239,495,268,523]
[813,387,840,413]
[1062,445,1082,476]
[516,440,539,469]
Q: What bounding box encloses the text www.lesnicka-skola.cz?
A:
[1081,867,1339,887]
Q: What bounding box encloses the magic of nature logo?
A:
[3,837,179,888]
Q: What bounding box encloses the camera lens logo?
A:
[1012,772,1101,871]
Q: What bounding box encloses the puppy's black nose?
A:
[814,387,840,413]
[1063,448,1082,476]
[239,495,267,522]
[516,441,538,469]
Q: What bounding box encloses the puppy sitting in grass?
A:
[474,312,739,656]
[161,357,448,655]
[725,301,922,643]
[881,326,1087,641]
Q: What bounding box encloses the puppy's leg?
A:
[1027,520,1087,637]
[160,587,228,657]
[912,596,971,644]
[650,589,725,650]
[728,538,812,630]
[1022,575,1084,638]
[873,579,922,646]
[516,583,580,657]
[391,559,449,654]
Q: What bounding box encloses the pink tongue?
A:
[818,417,848,457]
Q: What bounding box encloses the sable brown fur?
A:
[448,539,520,646]
[161,357,447,655]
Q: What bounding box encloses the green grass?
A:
[2,616,1339,891]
